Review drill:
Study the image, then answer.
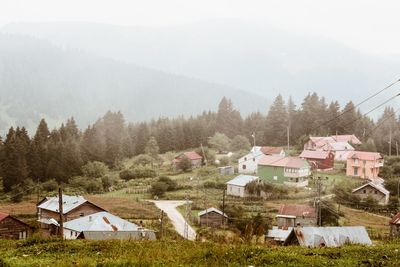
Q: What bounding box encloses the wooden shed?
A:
[0,212,32,240]
[198,207,228,228]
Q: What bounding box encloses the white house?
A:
[63,211,156,240]
[238,146,285,174]
[226,174,259,197]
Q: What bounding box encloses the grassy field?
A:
[0,239,399,266]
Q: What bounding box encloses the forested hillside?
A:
[0,93,397,195]
[0,34,266,133]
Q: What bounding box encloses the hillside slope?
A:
[0,34,267,133]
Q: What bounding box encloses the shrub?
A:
[158,176,177,191]
[132,154,154,166]
[81,161,109,178]
[177,156,192,172]
[68,176,103,193]
[219,156,230,166]
[150,181,169,197]
[10,186,23,203]
[41,179,58,192]
[119,166,157,181]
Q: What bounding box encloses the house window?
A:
[363,160,366,166]
[80,213,84,217]
[354,167,358,176]
[253,158,255,162]
[244,157,247,161]
[375,190,378,194]
[242,165,246,170]
[363,189,366,194]
[230,186,232,192]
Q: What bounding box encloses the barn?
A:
[0,212,32,240]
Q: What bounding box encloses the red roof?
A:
[260,146,283,155]
[175,151,202,161]
[349,151,382,161]
[258,155,308,168]
[278,204,316,218]
[0,212,9,221]
[299,150,332,160]
[389,213,400,225]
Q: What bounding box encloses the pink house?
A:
[346,151,384,179]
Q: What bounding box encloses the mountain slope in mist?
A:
[0,34,267,133]
[3,20,400,104]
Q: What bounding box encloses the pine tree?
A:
[264,94,288,145]
[145,136,160,159]
[29,119,50,181]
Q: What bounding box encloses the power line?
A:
[312,78,400,132]
[364,106,400,139]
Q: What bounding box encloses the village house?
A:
[268,226,372,247]
[299,150,335,170]
[346,151,384,179]
[226,174,259,197]
[37,195,105,234]
[276,204,317,228]
[389,213,400,238]
[304,134,361,150]
[63,211,156,240]
[198,207,228,228]
[218,166,234,175]
[303,134,359,161]
[257,155,311,187]
[172,151,202,170]
[352,181,390,205]
[238,146,285,174]
[0,212,32,240]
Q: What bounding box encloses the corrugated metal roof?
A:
[0,212,9,222]
[267,226,293,242]
[328,141,354,151]
[278,204,316,218]
[198,207,228,218]
[63,212,139,232]
[389,213,400,225]
[349,151,382,161]
[258,155,309,168]
[261,146,284,155]
[226,175,259,187]
[37,195,87,214]
[80,230,156,240]
[352,182,390,196]
[294,226,372,247]
[38,218,60,226]
[299,150,331,160]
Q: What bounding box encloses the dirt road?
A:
[151,200,196,240]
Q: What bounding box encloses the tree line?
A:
[0,92,397,192]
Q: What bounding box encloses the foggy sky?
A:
[1,0,400,55]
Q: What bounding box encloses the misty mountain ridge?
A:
[3,20,400,106]
[0,34,267,134]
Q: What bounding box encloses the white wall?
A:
[227,184,245,197]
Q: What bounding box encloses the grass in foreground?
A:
[0,239,399,266]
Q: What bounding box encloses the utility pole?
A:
[396,141,399,157]
[252,132,256,147]
[58,186,64,239]
[184,193,190,240]
[315,176,328,227]
[200,143,208,166]
[221,189,226,227]
[160,210,164,239]
[389,125,392,157]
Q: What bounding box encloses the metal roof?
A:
[389,213,400,225]
[293,226,372,247]
[299,150,332,160]
[198,207,228,218]
[267,226,293,242]
[352,182,390,196]
[79,230,156,240]
[37,195,88,214]
[278,204,316,218]
[258,155,309,168]
[63,211,139,232]
[226,175,259,187]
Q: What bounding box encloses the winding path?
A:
[150,200,196,240]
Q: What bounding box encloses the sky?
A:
[1,0,400,55]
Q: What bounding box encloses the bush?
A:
[69,176,103,194]
[150,181,169,197]
[219,156,230,166]
[82,161,109,178]
[132,154,154,166]
[41,179,58,192]
[10,186,23,203]
[119,166,157,181]
[177,156,192,172]
[158,176,177,191]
